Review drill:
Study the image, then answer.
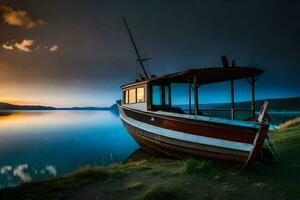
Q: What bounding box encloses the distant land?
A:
[0,96,299,111]
[179,96,300,112]
[0,102,118,111]
[211,96,300,111]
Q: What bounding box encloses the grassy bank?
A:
[1,119,300,200]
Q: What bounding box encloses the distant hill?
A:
[211,96,300,111]
[178,96,300,112]
[57,107,112,110]
[0,102,56,110]
[0,102,119,111]
[109,103,118,110]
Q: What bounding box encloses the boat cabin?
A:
[121,65,264,121]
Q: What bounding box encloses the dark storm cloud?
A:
[0,0,299,106]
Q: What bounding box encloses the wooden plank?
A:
[251,76,255,119]
[242,124,269,169]
[194,74,198,115]
[132,123,249,157]
[123,120,248,163]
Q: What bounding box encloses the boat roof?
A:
[121,66,264,89]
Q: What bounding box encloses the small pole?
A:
[168,83,172,106]
[251,76,255,119]
[230,79,235,120]
[162,84,165,107]
[188,80,191,114]
[193,75,198,115]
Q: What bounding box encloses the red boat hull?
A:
[118,104,269,170]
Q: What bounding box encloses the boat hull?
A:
[118,104,269,169]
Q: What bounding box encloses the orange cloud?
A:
[2,40,60,53]
[2,43,14,50]
[14,39,34,52]
[1,5,46,28]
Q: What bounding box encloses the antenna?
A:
[122,17,149,79]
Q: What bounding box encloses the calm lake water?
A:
[0,110,299,189]
[0,110,138,189]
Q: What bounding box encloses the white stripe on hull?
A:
[120,111,253,152]
[123,105,261,129]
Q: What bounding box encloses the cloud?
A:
[49,44,59,52]
[45,165,57,176]
[1,165,12,174]
[2,40,59,53]
[13,164,32,182]
[1,6,46,28]
[2,43,14,50]
[14,39,34,52]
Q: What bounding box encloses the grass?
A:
[137,185,184,200]
[1,117,300,200]
[278,116,300,129]
[127,181,144,190]
[72,165,109,180]
[179,159,216,174]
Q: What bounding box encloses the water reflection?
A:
[0,110,115,130]
[0,163,57,188]
[0,110,138,188]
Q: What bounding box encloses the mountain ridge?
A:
[0,102,118,111]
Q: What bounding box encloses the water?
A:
[0,110,138,189]
[268,111,300,126]
[0,110,299,189]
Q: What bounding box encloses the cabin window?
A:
[125,90,129,104]
[129,89,136,103]
[152,85,162,105]
[123,86,145,104]
[137,87,145,102]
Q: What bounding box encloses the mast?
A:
[122,18,149,79]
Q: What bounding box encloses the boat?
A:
[117,19,270,170]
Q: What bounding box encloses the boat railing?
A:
[194,109,255,112]
[181,108,257,121]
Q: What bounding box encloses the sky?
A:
[0,0,299,107]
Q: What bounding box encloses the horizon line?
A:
[1,95,299,108]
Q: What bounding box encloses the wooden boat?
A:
[118,19,270,170]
